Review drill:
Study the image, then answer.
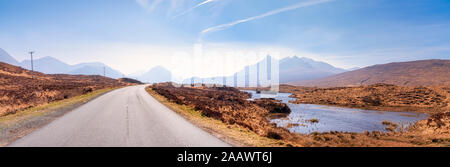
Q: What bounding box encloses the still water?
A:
[244,90,428,134]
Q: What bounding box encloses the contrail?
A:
[172,0,217,19]
[200,0,334,36]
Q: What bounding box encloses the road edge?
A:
[145,86,289,147]
[0,86,125,147]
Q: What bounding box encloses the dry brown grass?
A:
[281,84,449,114]
[149,83,450,147]
[150,83,295,138]
[0,62,128,116]
[145,87,298,147]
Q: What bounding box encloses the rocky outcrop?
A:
[253,98,291,114]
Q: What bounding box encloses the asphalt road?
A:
[9,85,230,147]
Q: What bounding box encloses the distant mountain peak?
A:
[298,57,316,62]
[39,56,66,62]
[0,48,19,65]
[15,56,124,78]
[280,56,314,63]
[137,66,172,83]
[41,56,56,59]
[74,62,106,68]
[151,65,167,70]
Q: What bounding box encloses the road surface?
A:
[9,85,230,147]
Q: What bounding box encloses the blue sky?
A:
[0,0,449,75]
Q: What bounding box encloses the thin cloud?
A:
[135,0,164,12]
[135,0,149,8]
[200,0,334,36]
[172,0,217,19]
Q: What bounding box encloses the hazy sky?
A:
[1,0,449,76]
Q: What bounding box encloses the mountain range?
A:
[0,48,123,79]
[3,48,448,87]
[0,48,177,82]
[20,57,124,79]
[182,56,347,86]
[294,59,450,87]
[2,47,352,83]
[279,56,346,83]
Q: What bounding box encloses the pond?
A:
[243,90,428,134]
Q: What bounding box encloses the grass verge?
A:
[145,87,296,147]
[0,87,122,146]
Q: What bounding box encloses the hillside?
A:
[294,59,450,87]
[0,62,126,116]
